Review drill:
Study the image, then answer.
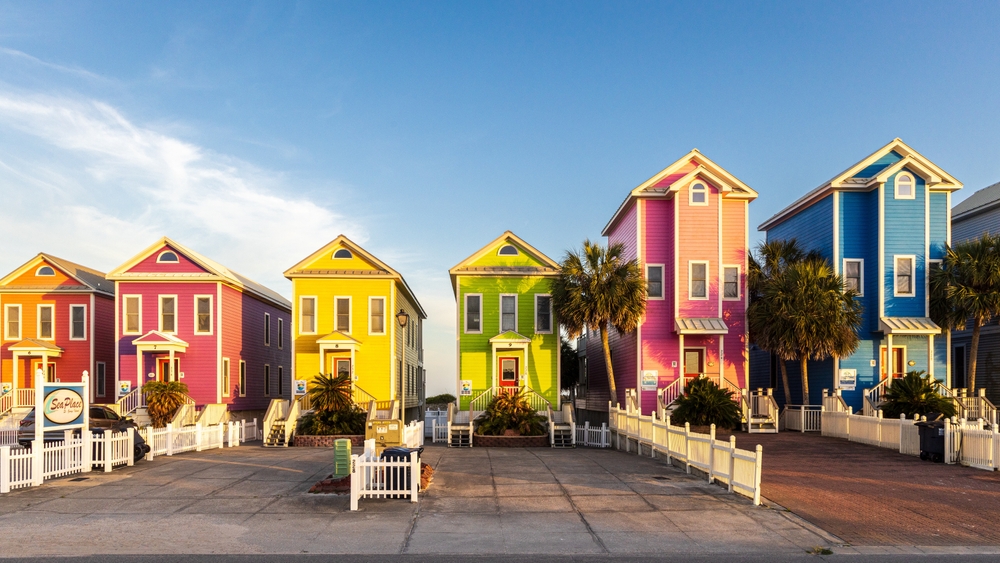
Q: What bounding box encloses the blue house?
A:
[758,139,962,409]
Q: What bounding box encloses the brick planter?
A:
[292,435,365,447]
[473,434,549,447]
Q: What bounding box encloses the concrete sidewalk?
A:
[0,443,832,556]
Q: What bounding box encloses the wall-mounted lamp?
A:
[147,372,155,379]
[908,360,916,367]
[396,309,410,328]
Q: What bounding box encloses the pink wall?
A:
[94,294,116,402]
[221,285,291,411]
[677,180,720,319]
[722,198,748,387]
[640,197,678,409]
[126,244,207,274]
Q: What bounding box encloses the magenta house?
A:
[106,238,291,414]
[580,150,758,419]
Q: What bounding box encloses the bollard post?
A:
[166,425,173,456]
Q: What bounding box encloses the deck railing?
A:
[575,422,610,448]
[16,389,34,409]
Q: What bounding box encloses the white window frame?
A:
[722,265,741,301]
[464,293,482,334]
[278,318,284,349]
[222,357,231,397]
[69,304,87,341]
[894,173,916,200]
[299,296,317,335]
[95,362,106,397]
[35,266,55,276]
[688,261,710,300]
[239,360,247,397]
[497,245,520,256]
[369,297,386,335]
[156,250,179,263]
[689,181,709,206]
[333,249,353,259]
[37,304,55,340]
[893,255,916,297]
[843,259,864,296]
[264,312,271,346]
[500,294,518,333]
[123,295,142,335]
[264,364,271,397]
[193,295,213,335]
[334,296,352,334]
[158,295,178,334]
[4,304,22,341]
[646,264,665,300]
[534,294,553,334]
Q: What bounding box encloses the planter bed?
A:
[474,434,549,447]
[292,435,365,447]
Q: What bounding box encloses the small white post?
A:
[583,421,590,448]
[753,444,763,506]
[81,425,92,474]
[944,418,953,464]
[707,424,716,484]
[103,431,112,473]
[899,413,906,455]
[0,446,9,493]
[195,423,203,452]
[410,451,419,503]
[349,455,360,511]
[166,425,173,456]
[728,436,736,492]
[684,422,692,474]
[601,422,607,448]
[127,427,135,467]
[31,440,43,486]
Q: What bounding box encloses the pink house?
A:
[580,150,758,418]
[106,238,291,415]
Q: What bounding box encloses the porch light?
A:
[396,309,410,327]
[908,360,916,367]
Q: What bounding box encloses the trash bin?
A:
[915,420,946,463]
[380,446,424,495]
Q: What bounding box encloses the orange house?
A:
[0,254,116,414]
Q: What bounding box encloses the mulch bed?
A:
[309,463,435,494]
[292,435,365,447]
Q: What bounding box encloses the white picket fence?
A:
[1,429,135,493]
[782,405,823,432]
[609,404,763,505]
[140,419,257,460]
[403,421,424,448]
[430,420,449,443]
[575,421,611,448]
[425,409,447,439]
[91,430,135,472]
[0,427,17,447]
[820,410,924,456]
[350,439,421,511]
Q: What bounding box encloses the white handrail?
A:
[16,389,34,409]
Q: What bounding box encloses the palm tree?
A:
[880,370,957,419]
[552,240,646,403]
[308,372,354,413]
[142,380,190,428]
[931,233,1000,392]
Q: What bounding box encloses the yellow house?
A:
[284,235,427,422]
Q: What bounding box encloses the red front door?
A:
[157,357,181,382]
[499,357,519,388]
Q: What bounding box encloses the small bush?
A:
[881,371,957,419]
[297,406,367,436]
[309,372,354,413]
[143,381,190,428]
[425,393,457,406]
[476,390,547,436]
[670,378,742,430]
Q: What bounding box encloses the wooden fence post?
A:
[126,428,135,467]
[31,440,43,486]
[0,445,10,493]
[753,445,763,506]
[727,436,736,493]
[944,418,953,464]
[104,431,113,473]
[684,422,691,474]
[195,423,203,452]
[410,452,419,503]
[166,425,173,456]
[350,455,360,511]
[708,424,716,484]
[81,426,92,474]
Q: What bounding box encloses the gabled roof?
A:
[759,139,963,232]
[603,149,758,236]
[953,180,1000,223]
[284,235,426,319]
[131,331,189,345]
[0,253,114,296]
[489,330,532,344]
[449,231,559,292]
[316,331,362,345]
[107,237,291,311]
[9,338,64,353]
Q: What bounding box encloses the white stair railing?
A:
[0,393,12,419]
[112,387,145,416]
[521,385,553,412]
[16,389,34,409]
[657,378,684,414]
[470,387,497,413]
[862,378,890,416]
[822,389,849,413]
[353,386,377,409]
[961,389,998,427]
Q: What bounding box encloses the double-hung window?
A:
[501,295,517,332]
[723,266,740,300]
[689,262,708,300]
[4,304,21,340]
[300,297,317,334]
[38,304,54,339]
[222,358,231,397]
[124,296,141,334]
[239,361,247,397]
[844,260,864,295]
[465,294,482,333]
[195,296,212,334]
[159,296,176,333]
[535,295,552,333]
[646,265,664,299]
[335,297,350,333]
[369,297,385,335]
[70,305,86,340]
[895,256,915,296]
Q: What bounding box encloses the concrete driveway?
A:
[0,442,834,557]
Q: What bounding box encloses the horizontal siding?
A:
[853,150,902,179]
[608,202,637,260]
[884,170,927,317]
[94,294,116,402]
[953,208,1000,244]
[125,244,208,274]
[641,197,677,409]
[224,286,292,412]
[840,190,880,333]
[766,194,834,262]
[678,180,721,318]
[929,192,948,259]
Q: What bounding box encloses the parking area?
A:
[734,432,1000,546]
[0,443,834,557]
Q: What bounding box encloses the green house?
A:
[449,231,561,412]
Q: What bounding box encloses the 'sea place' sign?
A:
[43,388,84,425]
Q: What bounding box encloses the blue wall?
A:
[884,169,927,317]
[840,190,880,333]
[930,192,948,259]
[853,150,903,179]
[766,194,834,261]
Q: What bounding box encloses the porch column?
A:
[886,333,893,387]
[168,350,175,382]
[11,352,19,393]
[136,348,142,387]
[678,334,685,395]
[719,336,725,387]
[41,353,48,383]
[928,334,935,380]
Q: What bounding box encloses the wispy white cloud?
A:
[0,47,110,83]
[0,93,365,294]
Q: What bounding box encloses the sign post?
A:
[33,369,90,483]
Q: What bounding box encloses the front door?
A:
[335,358,352,380]
[683,349,704,382]
[30,361,56,383]
[499,357,519,388]
[880,346,905,380]
[157,357,181,382]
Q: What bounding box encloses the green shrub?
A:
[425,393,457,405]
[476,390,547,436]
[297,406,367,436]
[881,371,957,419]
[309,372,354,413]
[143,381,190,428]
[670,378,743,430]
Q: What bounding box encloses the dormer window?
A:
[498,245,519,256]
[895,173,915,200]
[157,251,179,263]
[333,249,353,259]
[36,266,55,276]
[690,182,708,206]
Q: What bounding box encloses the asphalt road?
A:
[5,555,1000,563]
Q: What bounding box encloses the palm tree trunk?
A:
[800,356,810,405]
[969,319,982,392]
[779,357,792,405]
[599,325,617,405]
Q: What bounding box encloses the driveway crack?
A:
[527,449,610,554]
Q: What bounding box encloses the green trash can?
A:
[334,438,352,477]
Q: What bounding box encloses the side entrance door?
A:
[499,357,519,389]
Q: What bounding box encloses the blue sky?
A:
[1,1,999,394]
